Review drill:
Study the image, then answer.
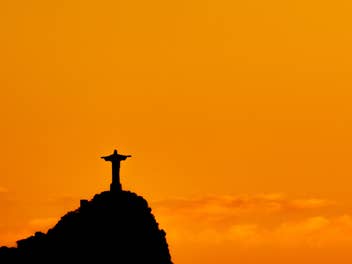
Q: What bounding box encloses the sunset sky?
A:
[1,0,352,263]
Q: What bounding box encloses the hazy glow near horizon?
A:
[1,0,352,263]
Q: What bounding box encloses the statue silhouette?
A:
[101,149,131,192]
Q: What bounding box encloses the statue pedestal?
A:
[110,182,122,193]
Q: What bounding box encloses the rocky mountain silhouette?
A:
[0,190,173,263]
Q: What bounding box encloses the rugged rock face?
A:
[0,191,172,263]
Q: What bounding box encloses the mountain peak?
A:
[0,190,173,263]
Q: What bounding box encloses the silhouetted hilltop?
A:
[0,191,172,263]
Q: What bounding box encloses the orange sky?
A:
[1,0,352,263]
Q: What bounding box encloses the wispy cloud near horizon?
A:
[152,193,352,249]
[0,186,8,193]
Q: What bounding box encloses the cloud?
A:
[0,186,8,193]
[152,194,352,249]
[0,194,77,247]
[288,198,333,210]
[28,217,59,230]
[154,193,330,214]
[153,193,332,230]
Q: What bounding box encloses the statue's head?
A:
[114,149,118,154]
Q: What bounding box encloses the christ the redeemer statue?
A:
[101,149,131,192]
